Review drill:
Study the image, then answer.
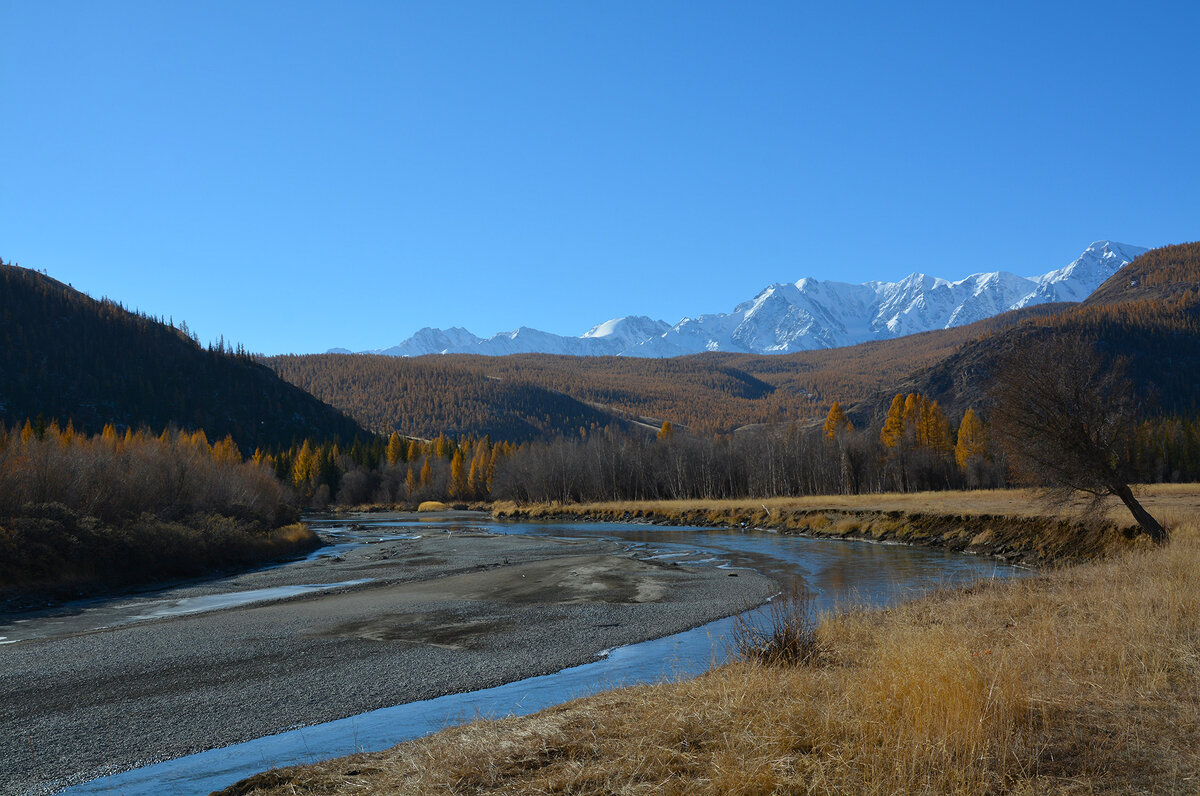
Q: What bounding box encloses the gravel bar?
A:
[1,522,774,795]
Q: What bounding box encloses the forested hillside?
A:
[0,262,367,450]
[1086,241,1200,304]
[868,242,1200,423]
[267,354,632,442]
[266,304,1065,439]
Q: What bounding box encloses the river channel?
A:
[3,513,1019,795]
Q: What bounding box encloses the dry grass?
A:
[500,484,1200,526]
[222,497,1200,795]
[731,584,820,668]
[495,487,1196,566]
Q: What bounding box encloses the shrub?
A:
[731,583,820,666]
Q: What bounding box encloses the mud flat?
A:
[0,524,773,796]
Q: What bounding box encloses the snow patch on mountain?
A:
[351,240,1146,358]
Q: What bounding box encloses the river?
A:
[4,513,1018,795]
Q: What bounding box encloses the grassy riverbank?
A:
[221,487,1200,794]
[494,486,1200,565]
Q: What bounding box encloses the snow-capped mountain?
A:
[345,241,1146,358]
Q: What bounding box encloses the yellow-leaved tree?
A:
[915,397,953,454]
[468,441,490,498]
[880,394,906,448]
[386,432,406,465]
[823,401,853,440]
[954,407,987,470]
[448,450,467,499]
[292,440,317,489]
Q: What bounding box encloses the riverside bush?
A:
[0,423,313,600]
[731,584,820,666]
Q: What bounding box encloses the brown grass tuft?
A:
[731,585,820,667]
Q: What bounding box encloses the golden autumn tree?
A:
[880,394,906,448]
[657,421,674,441]
[898,393,920,449]
[100,422,118,446]
[432,434,454,459]
[823,401,853,440]
[189,429,209,448]
[916,398,953,454]
[467,441,490,498]
[954,407,988,469]
[212,434,241,465]
[60,420,76,446]
[385,432,406,465]
[292,440,317,488]
[448,449,467,498]
[486,443,506,490]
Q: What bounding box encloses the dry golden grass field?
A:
[496,484,1200,526]
[223,486,1200,795]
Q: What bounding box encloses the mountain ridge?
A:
[849,242,1200,428]
[346,240,1146,358]
[271,301,1073,440]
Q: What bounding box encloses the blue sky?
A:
[2,1,1198,355]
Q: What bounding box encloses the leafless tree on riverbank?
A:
[989,333,1167,543]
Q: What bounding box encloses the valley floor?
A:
[222,487,1200,795]
[2,523,769,796]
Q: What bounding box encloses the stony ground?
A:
[0,523,773,796]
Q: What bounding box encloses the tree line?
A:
[254,390,1200,511]
[0,420,311,598]
[0,419,290,525]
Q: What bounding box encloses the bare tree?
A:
[989,333,1167,542]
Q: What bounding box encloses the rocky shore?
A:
[0,522,773,795]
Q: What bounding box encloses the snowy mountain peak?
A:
[583,316,671,341]
[1021,240,1149,306]
[351,241,1146,358]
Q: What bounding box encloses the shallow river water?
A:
[54,514,1019,795]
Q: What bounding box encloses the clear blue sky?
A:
[3,1,1198,355]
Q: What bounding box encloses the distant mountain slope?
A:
[1085,241,1200,305]
[266,354,634,441]
[0,263,367,449]
[269,303,1067,439]
[863,243,1200,424]
[348,240,1144,358]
